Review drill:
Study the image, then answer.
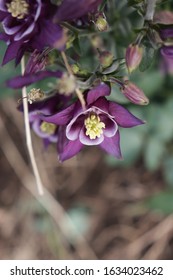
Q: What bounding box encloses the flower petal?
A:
[87,83,111,105]
[99,114,118,137]
[58,128,83,162]
[66,115,84,141]
[2,41,22,65]
[41,103,76,125]
[7,70,62,88]
[55,0,102,22]
[100,130,122,159]
[79,127,104,146]
[108,102,145,127]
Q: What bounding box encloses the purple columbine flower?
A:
[0,0,64,65]
[40,83,145,162]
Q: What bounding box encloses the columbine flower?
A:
[125,44,143,73]
[0,0,64,65]
[40,83,145,162]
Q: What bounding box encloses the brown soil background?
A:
[0,97,173,260]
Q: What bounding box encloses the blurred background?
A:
[1,0,173,260]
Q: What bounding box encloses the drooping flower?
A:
[0,0,64,65]
[40,83,145,162]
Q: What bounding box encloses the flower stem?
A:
[21,57,44,196]
[144,0,157,21]
[61,51,86,109]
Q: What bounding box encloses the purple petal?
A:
[87,83,111,105]
[2,41,22,65]
[99,115,118,137]
[160,28,173,40]
[41,103,76,125]
[7,70,62,89]
[55,0,102,22]
[92,97,109,113]
[108,102,145,128]
[31,20,64,50]
[58,132,83,162]
[161,46,173,58]
[66,115,84,140]
[100,130,122,159]
[79,127,104,146]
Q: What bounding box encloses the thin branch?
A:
[61,51,86,109]
[21,57,44,196]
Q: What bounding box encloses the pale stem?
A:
[21,57,44,196]
[61,51,86,109]
[144,0,157,21]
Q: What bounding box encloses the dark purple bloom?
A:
[0,0,64,65]
[41,83,145,162]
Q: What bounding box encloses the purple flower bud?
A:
[121,81,149,105]
[161,46,173,58]
[154,11,173,25]
[126,44,143,73]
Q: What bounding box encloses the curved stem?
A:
[21,57,44,196]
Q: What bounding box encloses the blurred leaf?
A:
[163,157,173,187]
[146,191,173,215]
[73,37,82,56]
[132,71,164,97]
[139,45,156,72]
[144,136,165,171]
[106,128,143,167]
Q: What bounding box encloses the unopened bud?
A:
[57,73,76,95]
[98,50,114,69]
[28,88,45,104]
[154,11,173,25]
[126,44,143,73]
[93,12,108,32]
[121,81,149,105]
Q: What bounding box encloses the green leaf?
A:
[73,37,82,56]
[146,191,173,215]
[139,45,156,72]
[144,136,165,171]
[163,157,173,188]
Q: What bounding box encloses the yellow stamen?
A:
[84,114,105,140]
[7,0,29,19]
[40,122,56,135]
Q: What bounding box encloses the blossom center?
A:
[84,114,105,140]
[40,122,56,135]
[7,0,29,19]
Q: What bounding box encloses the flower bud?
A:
[121,81,149,105]
[154,11,173,25]
[93,12,108,32]
[98,50,114,69]
[125,44,143,73]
